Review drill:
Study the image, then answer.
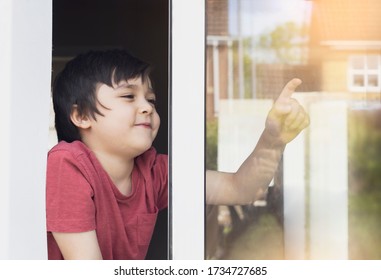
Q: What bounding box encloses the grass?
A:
[349,190,381,259]
[348,109,381,259]
[224,214,284,260]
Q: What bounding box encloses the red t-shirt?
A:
[46,141,168,260]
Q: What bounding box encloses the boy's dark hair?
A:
[52,49,151,142]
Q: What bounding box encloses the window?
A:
[206,0,381,260]
[349,55,381,92]
[51,0,170,260]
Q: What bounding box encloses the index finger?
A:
[276,78,302,101]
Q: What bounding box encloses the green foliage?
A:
[348,109,381,259]
[206,119,218,170]
[348,110,381,192]
[257,21,308,63]
[349,190,381,259]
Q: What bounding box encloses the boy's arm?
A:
[52,230,103,260]
[206,78,309,205]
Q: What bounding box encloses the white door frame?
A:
[0,0,52,259]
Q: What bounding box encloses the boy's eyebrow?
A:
[115,83,137,90]
[115,83,155,94]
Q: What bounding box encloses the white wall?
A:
[218,99,273,173]
[309,101,348,259]
[0,0,52,259]
[283,96,349,260]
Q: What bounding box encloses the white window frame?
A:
[170,0,205,260]
[0,0,206,260]
[348,55,381,93]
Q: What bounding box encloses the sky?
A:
[228,0,313,37]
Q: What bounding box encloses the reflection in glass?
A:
[206,0,381,260]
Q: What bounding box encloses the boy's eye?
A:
[122,94,135,100]
[147,98,156,106]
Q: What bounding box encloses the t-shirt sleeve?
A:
[46,149,96,233]
[154,154,168,210]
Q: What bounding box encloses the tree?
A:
[258,21,308,64]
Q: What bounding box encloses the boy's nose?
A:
[138,99,153,114]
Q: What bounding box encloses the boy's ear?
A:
[70,105,92,129]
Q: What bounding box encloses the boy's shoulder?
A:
[48,141,168,172]
[48,140,91,159]
[49,141,167,162]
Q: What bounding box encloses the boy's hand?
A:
[265,78,310,145]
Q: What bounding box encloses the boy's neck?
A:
[92,149,135,196]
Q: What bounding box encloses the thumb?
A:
[273,100,293,116]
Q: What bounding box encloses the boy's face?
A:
[85,76,160,158]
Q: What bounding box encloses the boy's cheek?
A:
[155,114,161,129]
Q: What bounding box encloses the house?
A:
[308,0,381,99]
[206,0,381,119]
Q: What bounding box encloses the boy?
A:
[46,49,309,260]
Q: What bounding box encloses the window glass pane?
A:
[367,55,379,70]
[206,0,381,260]
[354,75,365,87]
[351,56,365,69]
[368,74,379,87]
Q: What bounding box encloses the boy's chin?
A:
[132,143,154,157]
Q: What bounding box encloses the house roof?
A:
[311,0,381,42]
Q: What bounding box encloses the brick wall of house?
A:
[207,0,229,36]
[321,55,348,93]
[309,0,381,95]
[255,64,321,99]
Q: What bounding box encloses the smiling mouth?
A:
[135,123,152,129]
